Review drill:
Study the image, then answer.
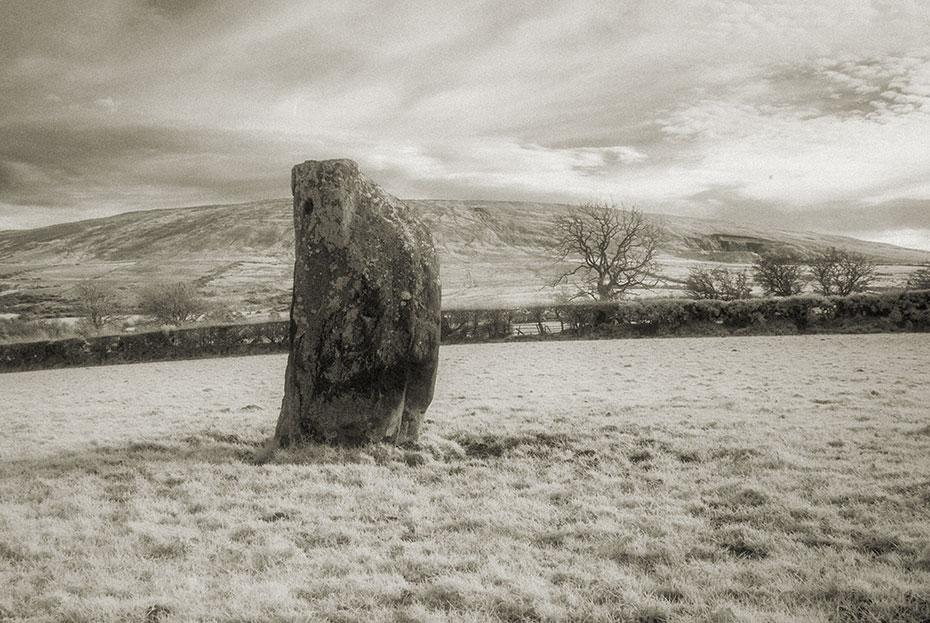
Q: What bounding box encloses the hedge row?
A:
[0,321,289,372]
[2,290,928,372]
[440,290,930,342]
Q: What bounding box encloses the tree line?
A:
[689,247,879,301]
[550,201,930,302]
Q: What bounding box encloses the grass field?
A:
[1,335,929,622]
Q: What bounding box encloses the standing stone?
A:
[274,159,441,446]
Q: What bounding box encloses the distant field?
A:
[2,335,929,622]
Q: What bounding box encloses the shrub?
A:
[73,281,119,329]
[686,266,752,300]
[809,247,876,296]
[441,308,516,342]
[138,282,206,326]
[772,295,822,331]
[440,291,930,341]
[753,251,805,297]
[0,321,289,371]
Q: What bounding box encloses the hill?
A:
[1,199,928,316]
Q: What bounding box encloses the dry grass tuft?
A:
[143,604,172,623]
[850,530,904,556]
[633,605,671,623]
[452,431,573,459]
[628,449,654,464]
[0,540,33,562]
[812,585,930,623]
[715,526,772,559]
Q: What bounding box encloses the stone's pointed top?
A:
[297,158,358,166]
[294,158,359,173]
[291,159,361,195]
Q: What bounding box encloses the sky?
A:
[2,1,930,250]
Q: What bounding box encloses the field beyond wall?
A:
[1,335,929,622]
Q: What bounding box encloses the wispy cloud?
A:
[2,0,930,248]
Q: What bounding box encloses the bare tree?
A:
[686,266,752,300]
[752,251,805,297]
[74,281,118,329]
[138,282,205,326]
[907,262,930,290]
[809,247,875,296]
[550,202,664,301]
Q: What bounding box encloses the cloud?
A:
[655,51,930,208]
[378,139,650,199]
[142,0,218,19]
[2,0,930,248]
[0,120,316,214]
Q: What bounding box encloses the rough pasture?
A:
[1,335,929,622]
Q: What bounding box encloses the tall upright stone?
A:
[274,159,441,446]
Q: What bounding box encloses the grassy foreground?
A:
[1,335,929,622]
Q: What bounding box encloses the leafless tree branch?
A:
[809,247,875,296]
[549,202,664,301]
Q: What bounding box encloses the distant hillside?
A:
[1,199,928,315]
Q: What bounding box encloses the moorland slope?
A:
[1,199,928,313]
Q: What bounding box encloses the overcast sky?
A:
[2,1,930,249]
